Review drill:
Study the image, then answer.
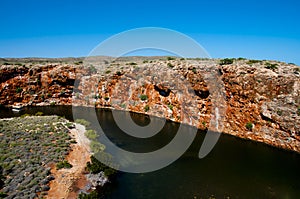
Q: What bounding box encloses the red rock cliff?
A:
[0,58,299,153]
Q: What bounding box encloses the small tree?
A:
[265,62,278,70]
[220,58,234,65]
[168,104,173,110]
[128,62,137,65]
[56,160,72,170]
[35,112,43,116]
[16,87,22,93]
[90,141,106,153]
[144,105,150,112]
[85,130,98,140]
[104,96,110,101]
[247,59,261,64]
[75,119,90,127]
[167,63,174,68]
[245,122,253,130]
[116,71,122,76]
[140,94,148,101]
[86,155,117,177]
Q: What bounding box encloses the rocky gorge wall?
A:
[0,57,299,153]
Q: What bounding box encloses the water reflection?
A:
[0,106,299,198]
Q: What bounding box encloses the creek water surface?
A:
[1,106,299,198]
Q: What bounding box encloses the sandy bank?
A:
[46,124,91,199]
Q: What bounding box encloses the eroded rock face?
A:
[0,58,299,153]
[0,64,79,106]
[220,61,300,152]
[0,65,28,83]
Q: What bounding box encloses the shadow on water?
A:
[1,106,300,198]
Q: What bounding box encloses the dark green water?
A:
[1,106,300,198]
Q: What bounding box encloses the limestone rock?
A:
[0,58,299,153]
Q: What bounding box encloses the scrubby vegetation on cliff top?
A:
[0,57,299,155]
[0,115,75,198]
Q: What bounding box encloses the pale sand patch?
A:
[46,124,91,199]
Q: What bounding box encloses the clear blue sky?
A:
[0,0,300,64]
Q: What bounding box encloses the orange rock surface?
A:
[1,58,299,153]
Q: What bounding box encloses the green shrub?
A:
[167,63,174,68]
[277,110,282,116]
[35,112,43,116]
[127,62,137,65]
[104,96,110,101]
[168,104,173,110]
[0,192,7,197]
[116,71,122,76]
[79,190,101,199]
[75,119,90,127]
[20,113,31,118]
[265,62,278,70]
[86,155,117,177]
[73,92,79,99]
[50,101,56,106]
[220,58,234,65]
[120,103,126,109]
[297,107,300,116]
[247,59,261,64]
[245,122,253,130]
[167,57,175,61]
[144,105,150,112]
[140,94,148,101]
[65,122,74,128]
[85,130,98,140]
[105,70,111,74]
[143,60,148,63]
[16,87,23,93]
[90,141,106,153]
[75,61,83,65]
[56,160,72,170]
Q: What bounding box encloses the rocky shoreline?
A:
[0,57,299,154]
